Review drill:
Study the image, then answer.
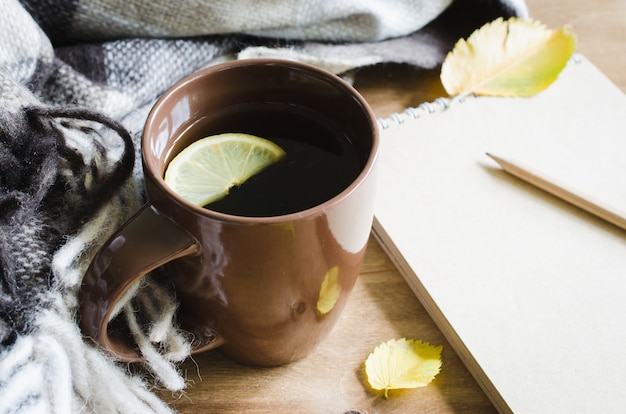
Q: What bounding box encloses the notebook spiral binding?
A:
[377,96,469,130]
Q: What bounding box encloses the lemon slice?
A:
[164,132,286,206]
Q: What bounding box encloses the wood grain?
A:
[155,1,625,411]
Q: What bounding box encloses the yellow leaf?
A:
[365,338,442,398]
[440,17,576,97]
[316,266,341,315]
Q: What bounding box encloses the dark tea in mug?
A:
[167,102,363,217]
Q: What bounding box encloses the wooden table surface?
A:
[157,1,625,412]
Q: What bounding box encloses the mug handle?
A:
[79,202,225,362]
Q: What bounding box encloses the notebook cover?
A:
[373,55,626,413]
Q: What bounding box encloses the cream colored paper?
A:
[373,55,626,413]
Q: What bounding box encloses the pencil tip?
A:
[485,152,504,166]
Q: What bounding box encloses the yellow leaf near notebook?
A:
[364,338,442,398]
[440,17,576,97]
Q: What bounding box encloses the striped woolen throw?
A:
[0,0,526,412]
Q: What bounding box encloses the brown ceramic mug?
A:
[79,59,379,366]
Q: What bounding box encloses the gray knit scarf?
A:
[0,0,526,412]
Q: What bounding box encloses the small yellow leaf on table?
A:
[365,338,442,398]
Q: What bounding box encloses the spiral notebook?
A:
[373,55,626,413]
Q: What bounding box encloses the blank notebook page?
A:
[373,55,626,413]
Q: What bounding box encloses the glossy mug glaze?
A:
[79,59,379,366]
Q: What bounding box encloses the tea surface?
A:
[171,103,363,217]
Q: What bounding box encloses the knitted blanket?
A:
[0,0,527,412]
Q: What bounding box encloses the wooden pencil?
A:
[486,153,626,232]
